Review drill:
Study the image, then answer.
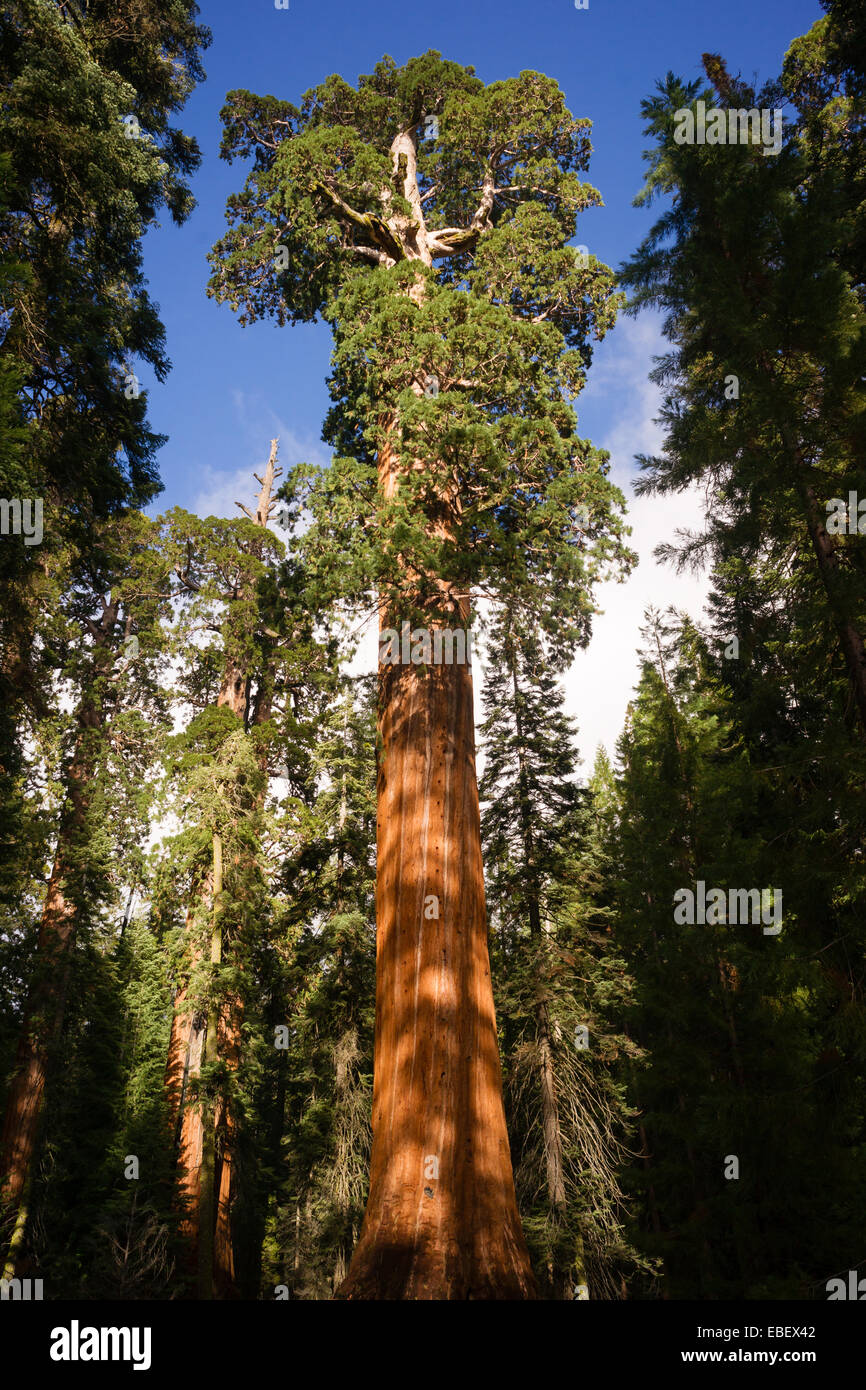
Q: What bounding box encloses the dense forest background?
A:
[1,0,865,1300]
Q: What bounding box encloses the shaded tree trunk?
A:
[0,859,77,1214]
[197,831,223,1300]
[537,1005,569,1298]
[507,617,568,1298]
[174,1006,206,1254]
[0,602,116,1276]
[165,909,198,1135]
[167,443,281,1295]
[213,991,242,1297]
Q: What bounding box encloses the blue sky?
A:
[139,0,823,761]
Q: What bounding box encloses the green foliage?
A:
[5,23,865,1304]
[612,609,866,1298]
[610,30,866,1297]
[0,0,209,527]
[479,608,649,1298]
[210,50,634,649]
[619,52,866,698]
[259,679,376,1299]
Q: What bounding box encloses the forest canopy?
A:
[0,0,864,1311]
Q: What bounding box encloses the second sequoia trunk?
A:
[166,445,282,1295]
[338,624,536,1299]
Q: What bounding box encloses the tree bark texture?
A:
[339,426,535,1297]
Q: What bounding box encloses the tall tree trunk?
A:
[339,641,534,1298]
[339,436,535,1296]
[335,125,533,1294]
[0,857,77,1229]
[167,443,281,1295]
[537,1004,569,1298]
[213,991,242,1297]
[197,832,223,1300]
[0,602,116,1275]
[175,1006,206,1263]
[165,911,196,1129]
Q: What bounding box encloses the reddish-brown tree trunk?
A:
[166,444,281,1295]
[0,856,76,1272]
[213,992,242,1296]
[166,923,206,1278]
[0,607,114,1274]
[338,628,535,1298]
[164,915,196,1131]
[174,1004,206,1254]
[339,419,535,1296]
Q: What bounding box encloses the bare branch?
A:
[312,179,405,262]
[347,243,395,267]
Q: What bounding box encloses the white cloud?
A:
[565,314,711,768]
[564,485,710,770]
[191,391,331,523]
[191,462,267,523]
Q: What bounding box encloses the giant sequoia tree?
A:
[209,51,632,1298]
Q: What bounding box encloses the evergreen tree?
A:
[479,609,646,1298]
[614,14,866,1296]
[260,678,377,1299]
[619,51,866,731]
[210,50,633,1298]
[155,453,335,1297]
[0,513,174,1280]
[0,0,209,736]
[0,2,209,1146]
[612,608,866,1297]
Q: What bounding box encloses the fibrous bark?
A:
[339,419,534,1297]
[339,627,535,1298]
